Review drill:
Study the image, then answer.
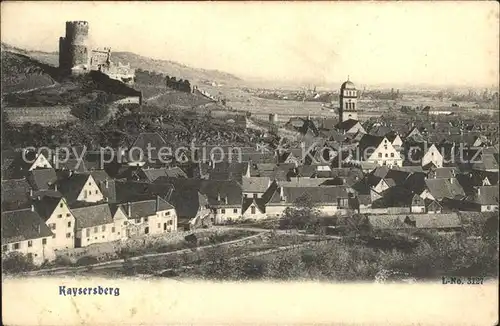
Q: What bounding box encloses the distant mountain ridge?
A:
[1,42,242,85]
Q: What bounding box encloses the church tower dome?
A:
[339,77,358,122]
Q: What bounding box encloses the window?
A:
[167,220,173,225]
[487,206,491,210]
[66,233,71,238]
[244,194,248,198]
[52,234,56,239]
[50,223,56,230]
[66,213,71,217]
[385,153,388,158]
[102,225,106,232]
[157,223,161,228]
[144,217,148,222]
[60,203,63,208]
[391,153,394,158]
[233,209,238,213]
[251,206,256,214]
[112,227,116,233]
[68,221,71,228]
[253,194,258,198]
[221,209,226,214]
[378,153,382,158]
[89,182,91,186]
[2,244,8,251]
[13,243,20,250]
[94,227,98,233]
[431,152,434,156]
[95,190,98,194]
[86,229,90,237]
[28,240,33,247]
[42,238,47,245]
[57,214,62,218]
[166,211,170,216]
[135,218,140,223]
[144,227,149,234]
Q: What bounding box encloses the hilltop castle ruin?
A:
[59,21,135,85]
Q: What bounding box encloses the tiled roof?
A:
[425,178,465,200]
[56,173,90,203]
[27,168,57,190]
[1,178,32,211]
[118,197,174,219]
[336,119,360,132]
[1,208,53,244]
[242,177,271,193]
[282,186,349,204]
[33,196,62,221]
[70,203,113,230]
[467,186,499,205]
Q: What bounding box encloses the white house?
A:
[421,144,444,168]
[1,207,56,265]
[358,135,403,167]
[118,196,178,237]
[34,196,76,250]
[71,203,116,247]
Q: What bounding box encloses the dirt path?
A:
[22,230,270,276]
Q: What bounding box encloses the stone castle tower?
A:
[339,78,358,122]
[59,21,89,74]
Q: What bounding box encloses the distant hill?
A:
[1,42,242,86]
[1,48,58,94]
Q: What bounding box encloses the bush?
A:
[76,256,99,266]
[54,255,74,267]
[2,252,36,274]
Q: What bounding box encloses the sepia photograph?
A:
[1,1,499,325]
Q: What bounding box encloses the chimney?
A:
[477,187,481,196]
[54,183,58,192]
[217,192,221,202]
[37,224,40,234]
[105,178,109,188]
[156,195,160,211]
[450,178,454,184]
[224,196,228,205]
[31,204,35,212]
[30,189,33,197]
[127,202,131,217]
[280,187,285,201]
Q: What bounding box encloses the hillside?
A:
[2,42,243,86]
[1,50,58,94]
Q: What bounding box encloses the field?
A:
[197,84,498,123]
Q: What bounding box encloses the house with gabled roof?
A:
[27,168,57,191]
[200,180,243,224]
[1,207,56,265]
[6,149,53,179]
[335,119,366,135]
[33,196,76,250]
[242,176,272,199]
[461,186,499,212]
[56,173,105,204]
[411,194,426,213]
[125,132,170,166]
[70,203,116,247]
[357,134,403,168]
[117,196,177,237]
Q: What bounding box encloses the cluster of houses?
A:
[2,81,499,266]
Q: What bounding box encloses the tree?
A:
[337,211,372,239]
[281,193,320,231]
[2,252,36,273]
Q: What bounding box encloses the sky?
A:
[1,1,499,88]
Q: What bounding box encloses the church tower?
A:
[339,77,358,122]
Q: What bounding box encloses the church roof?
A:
[341,80,356,90]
